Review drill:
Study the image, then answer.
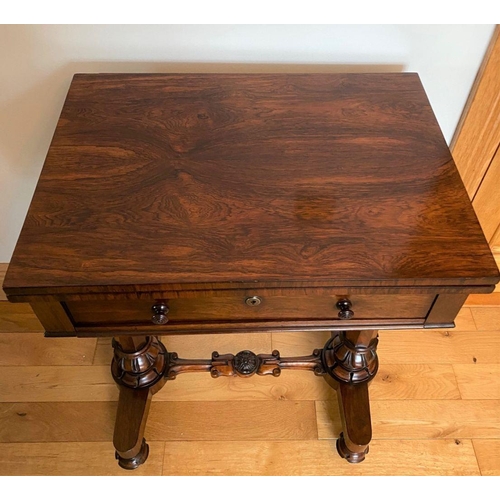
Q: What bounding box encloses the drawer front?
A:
[65,292,436,328]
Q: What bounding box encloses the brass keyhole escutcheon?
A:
[245,296,262,307]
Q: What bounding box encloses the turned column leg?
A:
[111,336,168,470]
[321,330,379,463]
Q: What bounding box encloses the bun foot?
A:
[115,438,149,470]
[336,432,369,464]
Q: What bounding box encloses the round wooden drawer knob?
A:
[151,303,169,325]
[336,298,354,320]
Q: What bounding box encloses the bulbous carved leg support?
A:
[109,331,378,469]
[111,336,168,470]
[322,330,379,463]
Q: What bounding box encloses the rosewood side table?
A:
[4,73,499,469]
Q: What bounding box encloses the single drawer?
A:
[65,292,436,328]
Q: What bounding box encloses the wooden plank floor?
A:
[0,263,498,475]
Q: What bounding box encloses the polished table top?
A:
[4,73,499,296]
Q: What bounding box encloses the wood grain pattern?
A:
[0,363,459,403]
[453,365,500,400]
[7,284,485,302]
[273,328,500,366]
[424,293,467,327]
[161,439,480,475]
[472,149,500,242]
[5,363,323,402]
[451,26,500,273]
[451,26,500,198]
[146,401,317,441]
[113,386,153,467]
[370,364,461,400]
[0,302,43,333]
[93,338,113,365]
[66,293,434,325]
[73,318,427,337]
[155,365,460,401]
[316,400,500,439]
[0,402,116,443]
[271,331,331,357]
[0,442,165,476]
[154,371,331,402]
[0,366,116,402]
[378,330,500,364]
[451,27,499,148]
[270,308,477,357]
[165,332,273,358]
[271,308,477,361]
[4,73,498,296]
[93,333,272,366]
[448,307,477,331]
[470,307,500,330]
[30,300,74,334]
[472,440,500,475]
[491,231,500,264]
[0,400,316,443]
[465,294,500,306]
[0,333,96,366]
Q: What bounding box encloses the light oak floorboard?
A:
[156,370,331,402]
[470,307,500,330]
[472,440,500,475]
[0,441,164,475]
[0,333,96,366]
[92,338,112,366]
[271,331,331,357]
[316,400,500,439]
[271,306,476,357]
[0,366,117,402]
[0,400,316,442]
[0,363,459,402]
[454,365,500,400]
[378,330,500,364]
[465,294,500,306]
[370,364,460,400]
[0,402,116,443]
[162,439,480,475]
[147,401,317,441]
[93,333,272,366]
[0,302,43,333]
[162,332,273,357]
[448,307,477,331]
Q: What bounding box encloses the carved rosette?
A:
[210,350,268,378]
[111,336,168,389]
[233,350,259,376]
[321,332,378,384]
